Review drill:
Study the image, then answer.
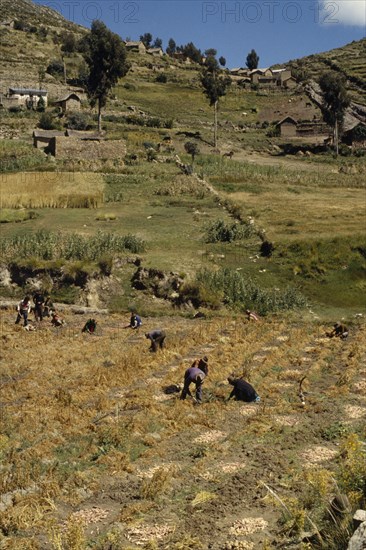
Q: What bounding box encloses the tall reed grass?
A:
[182,267,307,313]
[0,229,146,261]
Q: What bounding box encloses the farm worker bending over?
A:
[130,312,142,329]
[145,330,166,352]
[327,322,349,339]
[246,309,260,322]
[180,363,207,403]
[227,376,260,403]
[51,312,65,327]
[190,356,209,375]
[33,291,45,322]
[15,296,32,327]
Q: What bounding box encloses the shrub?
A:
[123,82,137,91]
[337,434,366,498]
[46,59,64,77]
[37,26,48,40]
[156,73,167,83]
[164,118,174,129]
[205,219,255,243]
[146,117,162,128]
[67,112,91,131]
[267,124,280,137]
[14,19,27,31]
[8,105,22,113]
[36,96,46,112]
[38,112,60,130]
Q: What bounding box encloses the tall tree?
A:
[219,56,226,67]
[319,71,350,156]
[140,32,152,48]
[204,48,217,57]
[246,49,259,70]
[83,20,130,132]
[166,38,176,56]
[201,56,231,147]
[184,141,200,164]
[152,37,163,49]
[182,42,202,63]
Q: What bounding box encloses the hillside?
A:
[0,0,86,97]
[282,39,366,104]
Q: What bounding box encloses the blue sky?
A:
[36,0,365,67]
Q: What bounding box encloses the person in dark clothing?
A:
[130,312,142,329]
[15,296,31,327]
[191,356,209,375]
[327,323,349,339]
[145,330,166,352]
[180,364,206,403]
[227,376,260,403]
[82,318,97,334]
[33,292,45,322]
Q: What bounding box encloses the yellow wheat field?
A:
[0,171,105,208]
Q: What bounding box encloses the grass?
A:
[0,208,38,223]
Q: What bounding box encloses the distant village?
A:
[0,34,365,155]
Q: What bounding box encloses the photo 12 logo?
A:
[202,1,340,24]
[42,1,139,24]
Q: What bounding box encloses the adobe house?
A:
[276,116,298,137]
[8,88,48,108]
[32,129,65,149]
[125,41,146,54]
[342,122,366,148]
[53,93,81,113]
[250,68,272,84]
[147,47,164,57]
[282,76,297,89]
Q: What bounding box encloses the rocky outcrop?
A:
[131,267,184,301]
[304,80,366,132]
[347,520,366,550]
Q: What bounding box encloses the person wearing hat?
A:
[227,376,260,403]
[180,361,207,403]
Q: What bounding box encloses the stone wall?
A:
[51,137,126,160]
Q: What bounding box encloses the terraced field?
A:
[1,308,365,548]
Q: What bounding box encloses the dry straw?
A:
[0,171,104,209]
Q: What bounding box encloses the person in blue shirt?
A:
[130,312,142,329]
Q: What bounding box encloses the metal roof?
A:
[9,88,47,95]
